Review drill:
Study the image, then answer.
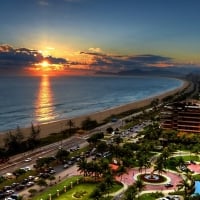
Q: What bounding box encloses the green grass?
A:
[32,176,123,200]
[175,155,199,161]
[109,182,123,193]
[32,176,82,200]
[166,155,199,171]
[137,192,164,200]
[192,174,200,181]
[56,183,96,200]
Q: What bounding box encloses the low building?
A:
[160,100,200,133]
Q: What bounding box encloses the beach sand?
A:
[0,79,190,146]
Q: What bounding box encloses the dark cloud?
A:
[45,56,67,64]
[80,52,173,72]
[0,44,68,73]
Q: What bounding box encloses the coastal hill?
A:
[96,66,200,77]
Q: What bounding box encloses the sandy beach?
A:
[0,79,190,145]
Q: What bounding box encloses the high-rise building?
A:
[160,100,200,133]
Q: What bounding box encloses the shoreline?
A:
[0,78,190,145]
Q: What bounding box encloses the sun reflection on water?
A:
[35,75,56,122]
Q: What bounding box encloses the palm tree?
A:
[124,184,137,200]
[99,159,110,175]
[134,178,145,192]
[177,178,190,198]
[37,178,48,190]
[138,156,145,173]
[116,165,127,181]
[153,156,166,175]
[104,172,114,196]
[67,119,75,134]
[55,149,70,163]
[90,188,102,200]
[77,159,88,177]
[48,175,56,186]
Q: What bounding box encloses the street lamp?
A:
[57,189,59,196]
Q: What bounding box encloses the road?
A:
[0,107,151,176]
[0,135,86,176]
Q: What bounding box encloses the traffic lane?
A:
[0,136,86,175]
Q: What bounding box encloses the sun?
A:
[41,60,50,70]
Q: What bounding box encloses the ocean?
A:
[0,76,183,132]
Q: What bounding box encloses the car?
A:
[165,195,173,200]
[10,194,19,200]
[49,169,56,174]
[24,158,32,162]
[11,182,19,188]
[15,184,25,191]
[28,175,35,181]
[4,190,15,195]
[26,181,34,187]
[164,183,173,188]
[24,166,31,171]
[3,186,12,192]
[103,152,111,158]
[63,164,69,169]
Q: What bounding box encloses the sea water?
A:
[0,76,183,132]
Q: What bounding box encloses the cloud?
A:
[38,0,49,6]
[88,47,102,53]
[79,52,174,73]
[0,44,67,74]
[2,44,197,76]
[45,56,67,64]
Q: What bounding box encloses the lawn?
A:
[167,155,199,171]
[137,192,163,200]
[32,176,82,200]
[32,176,123,200]
[56,183,96,200]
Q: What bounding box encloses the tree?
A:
[153,155,166,175]
[67,119,75,134]
[114,136,123,145]
[87,132,104,147]
[124,184,137,200]
[4,131,23,154]
[28,188,37,197]
[81,117,98,130]
[96,141,108,154]
[151,98,159,110]
[104,172,114,196]
[27,123,40,149]
[0,148,9,163]
[90,188,102,200]
[99,159,110,175]
[16,126,24,143]
[177,178,190,198]
[106,127,113,134]
[116,165,127,181]
[30,123,40,140]
[55,149,70,163]
[134,178,145,192]
[37,178,48,190]
[77,159,88,177]
[48,175,56,186]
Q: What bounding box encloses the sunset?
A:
[0,1,200,200]
[0,0,200,76]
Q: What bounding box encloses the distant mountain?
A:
[117,68,177,77]
[95,66,200,77]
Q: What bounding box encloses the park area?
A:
[32,175,123,200]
